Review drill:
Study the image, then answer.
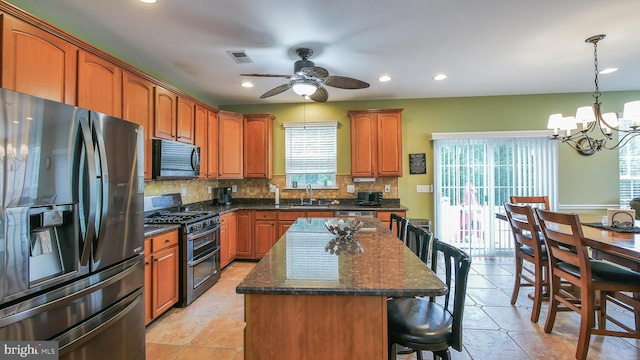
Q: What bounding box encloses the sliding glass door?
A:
[433,133,557,256]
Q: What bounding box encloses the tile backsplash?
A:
[144,175,398,204]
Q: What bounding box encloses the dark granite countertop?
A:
[143,224,181,238]
[184,200,408,215]
[236,217,447,297]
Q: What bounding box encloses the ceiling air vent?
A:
[227,50,254,64]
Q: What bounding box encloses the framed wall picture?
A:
[409,153,426,174]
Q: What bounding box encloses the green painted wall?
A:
[223,91,640,220]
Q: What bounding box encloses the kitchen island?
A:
[236,217,447,360]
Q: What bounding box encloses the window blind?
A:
[284,122,337,175]
[619,120,640,205]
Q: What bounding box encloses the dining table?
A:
[496,211,640,270]
[236,217,447,360]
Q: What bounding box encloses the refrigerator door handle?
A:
[79,115,98,266]
[91,115,110,262]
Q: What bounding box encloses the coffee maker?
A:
[214,187,232,205]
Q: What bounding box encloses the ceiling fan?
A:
[240,48,370,103]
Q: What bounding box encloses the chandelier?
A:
[547,34,640,155]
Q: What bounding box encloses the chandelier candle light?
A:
[547,34,640,155]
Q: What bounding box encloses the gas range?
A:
[143,193,222,307]
[144,211,219,234]
[143,193,219,234]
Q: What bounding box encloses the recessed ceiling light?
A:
[433,74,447,81]
[139,0,157,3]
[241,81,254,88]
[599,67,618,74]
[378,75,391,82]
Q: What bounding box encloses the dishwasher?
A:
[334,210,376,218]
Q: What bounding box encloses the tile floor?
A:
[145,258,640,360]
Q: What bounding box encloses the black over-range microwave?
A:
[152,139,200,180]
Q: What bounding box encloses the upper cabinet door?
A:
[154,85,176,140]
[377,110,403,177]
[77,50,122,117]
[349,111,378,177]
[1,14,77,104]
[349,109,403,177]
[207,109,219,179]
[243,114,274,179]
[194,104,209,179]
[218,111,243,179]
[176,97,195,144]
[122,71,154,180]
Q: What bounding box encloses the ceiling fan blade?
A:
[309,86,328,103]
[324,76,370,89]
[260,83,292,99]
[300,66,329,79]
[240,73,291,78]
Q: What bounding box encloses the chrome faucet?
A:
[306,184,316,205]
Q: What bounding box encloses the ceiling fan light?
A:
[291,79,318,96]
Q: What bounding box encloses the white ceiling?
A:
[6,0,640,106]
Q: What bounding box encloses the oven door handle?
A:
[187,248,218,267]
[187,224,220,240]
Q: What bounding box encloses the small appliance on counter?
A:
[213,187,232,205]
[357,191,383,206]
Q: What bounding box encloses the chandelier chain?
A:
[592,41,601,101]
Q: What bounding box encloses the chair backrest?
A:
[405,223,433,264]
[430,239,472,352]
[389,213,409,242]
[504,202,544,257]
[510,195,550,210]
[533,208,591,287]
[630,198,640,220]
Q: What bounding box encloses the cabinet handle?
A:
[145,261,150,265]
[154,252,174,262]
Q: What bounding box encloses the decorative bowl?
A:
[324,218,363,238]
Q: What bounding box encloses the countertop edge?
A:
[235,287,448,297]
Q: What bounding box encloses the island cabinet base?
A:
[244,294,388,360]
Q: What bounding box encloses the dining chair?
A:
[390,213,409,243]
[404,223,433,264]
[534,208,640,360]
[387,239,472,360]
[504,202,548,323]
[509,195,550,210]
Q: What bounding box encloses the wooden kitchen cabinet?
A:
[122,71,154,180]
[236,210,253,258]
[77,50,122,117]
[1,14,77,104]
[243,113,274,179]
[195,105,219,179]
[376,211,406,229]
[195,104,209,179]
[176,96,195,144]
[154,85,177,141]
[207,109,219,178]
[228,211,237,262]
[349,109,403,177]
[220,212,238,268]
[277,211,305,238]
[254,211,277,259]
[218,111,244,179]
[144,229,179,325]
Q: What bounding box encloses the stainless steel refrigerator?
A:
[0,88,145,359]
